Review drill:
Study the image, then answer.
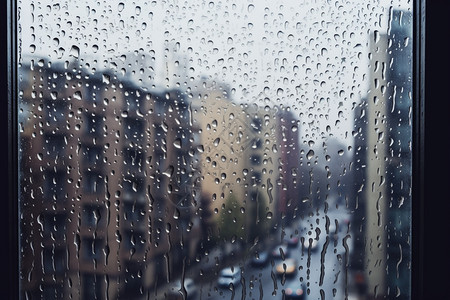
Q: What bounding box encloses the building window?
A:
[43,247,66,275]
[85,114,103,137]
[44,170,66,201]
[45,99,66,123]
[42,284,65,299]
[122,229,145,253]
[250,154,261,165]
[83,171,104,194]
[123,202,146,224]
[123,147,144,169]
[82,145,103,166]
[122,176,145,199]
[43,213,66,240]
[85,78,102,104]
[82,274,104,300]
[82,204,106,229]
[81,238,104,262]
[44,133,65,158]
[123,118,145,143]
[124,89,144,111]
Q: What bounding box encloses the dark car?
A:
[284,236,300,247]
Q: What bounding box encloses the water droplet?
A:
[69,45,80,58]
[163,166,174,177]
[374,30,380,43]
[231,235,237,243]
[306,149,314,160]
[73,91,82,100]
[102,73,110,84]
[173,138,182,149]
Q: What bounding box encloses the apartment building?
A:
[19,58,201,299]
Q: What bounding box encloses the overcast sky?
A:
[18,0,412,148]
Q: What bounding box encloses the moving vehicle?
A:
[283,281,306,299]
[275,258,298,277]
[217,266,241,287]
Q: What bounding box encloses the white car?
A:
[328,222,339,241]
[302,237,319,252]
[217,266,241,287]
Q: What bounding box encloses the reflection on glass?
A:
[18,1,412,299]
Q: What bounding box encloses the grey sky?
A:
[18,0,412,148]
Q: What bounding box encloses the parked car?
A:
[167,278,198,300]
[283,281,306,299]
[251,250,270,266]
[217,266,241,287]
[275,258,298,277]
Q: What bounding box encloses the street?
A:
[160,206,354,300]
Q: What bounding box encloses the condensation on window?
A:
[17,1,413,299]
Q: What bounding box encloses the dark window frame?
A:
[5,1,449,299]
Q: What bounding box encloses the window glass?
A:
[17,1,413,299]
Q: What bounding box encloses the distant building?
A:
[190,82,302,244]
[351,9,412,300]
[276,109,302,223]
